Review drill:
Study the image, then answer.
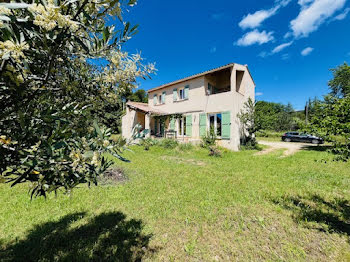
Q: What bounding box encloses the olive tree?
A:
[0,0,155,197]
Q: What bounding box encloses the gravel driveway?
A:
[256,140,321,156]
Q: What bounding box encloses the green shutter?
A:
[221,111,231,139]
[173,88,177,101]
[170,118,175,130]
[153,94,157,105]
[185,114,192,137]
[199,113,207,137]
[208,83,212,95]
[184,85,189,99]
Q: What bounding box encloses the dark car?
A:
[281,132,324,144]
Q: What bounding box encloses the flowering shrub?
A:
[0,0,154,197]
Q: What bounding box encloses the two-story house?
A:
[121,63,255,151]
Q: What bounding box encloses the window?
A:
[179,89,185,100]
[208,113,222,137]
[158,95,162,104]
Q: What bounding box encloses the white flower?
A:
[103,140,110,147]
[91,151,99,166]
[0,40,29,63]
[28,2,79,32]
[0,6,11,15]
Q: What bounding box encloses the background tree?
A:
[328,62,350,98]
[0,0,155,197]
[255,101,296,131]
[304,63,350,161]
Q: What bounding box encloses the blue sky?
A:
[122,0,350,110]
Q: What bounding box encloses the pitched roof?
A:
[126,101,166,115]
[147,63,255,93]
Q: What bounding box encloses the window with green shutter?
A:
[199,113,207,137]
[221,111,231,139]
[184,85,189,99]
[173,88,177,101]
[153,94,157,105]
[185,114,192,137]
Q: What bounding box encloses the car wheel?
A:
[284,138,291,142]
[311,139,319,144]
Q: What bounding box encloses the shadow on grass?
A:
[0,212,156,262]
[301,144,333,152]
[273,194,350,236]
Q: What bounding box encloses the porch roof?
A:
[126,101,167,115]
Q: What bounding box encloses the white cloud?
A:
[236,30,274,46]
[256,92,264,96]
[210,46,217,53]
[272,41,293,53]
[258,51,269,58]
[333,7,350,20]
[301,47,314,56]
[239,0,291,29]
[288,0,347,38]
[281,53,290,60]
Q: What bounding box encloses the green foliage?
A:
[237,98,260,149]
[0,1,154,197]
[177,143,194,151]
[255,101,297,131]
[139,138,154,151]
[328,62,350,98]
[201,128,217,148]
[124,89,149,103]
[240,138,261,150]
[304,63,350,161]
[158,138,178,149]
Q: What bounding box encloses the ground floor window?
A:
[208,113,222,137]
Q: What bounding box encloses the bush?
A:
[159,138,178,149]
[240,137,261,150]
[208,146,222,157]
[201,129,217,148]
[256,130,285,138]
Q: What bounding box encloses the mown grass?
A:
[1,144,350,261]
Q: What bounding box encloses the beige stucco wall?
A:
[122,64,255,151]
[146,64,255,150]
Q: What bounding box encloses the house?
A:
[121,63,255,151]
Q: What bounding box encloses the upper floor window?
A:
[179,88,185,100]
[173,85,189,102]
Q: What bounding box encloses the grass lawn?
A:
[1,144,350,261]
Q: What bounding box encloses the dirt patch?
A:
[100,167,129,185]
[256,140,320,157]
[161,156,206,166]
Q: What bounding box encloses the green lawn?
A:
[1,145,350,261]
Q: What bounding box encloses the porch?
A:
[122,101,184,140]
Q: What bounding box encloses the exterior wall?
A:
[121,107,146,140]
[147,64,255,151]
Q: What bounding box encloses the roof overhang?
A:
[147,63,235,93]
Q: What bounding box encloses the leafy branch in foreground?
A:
[0,0,155,197]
